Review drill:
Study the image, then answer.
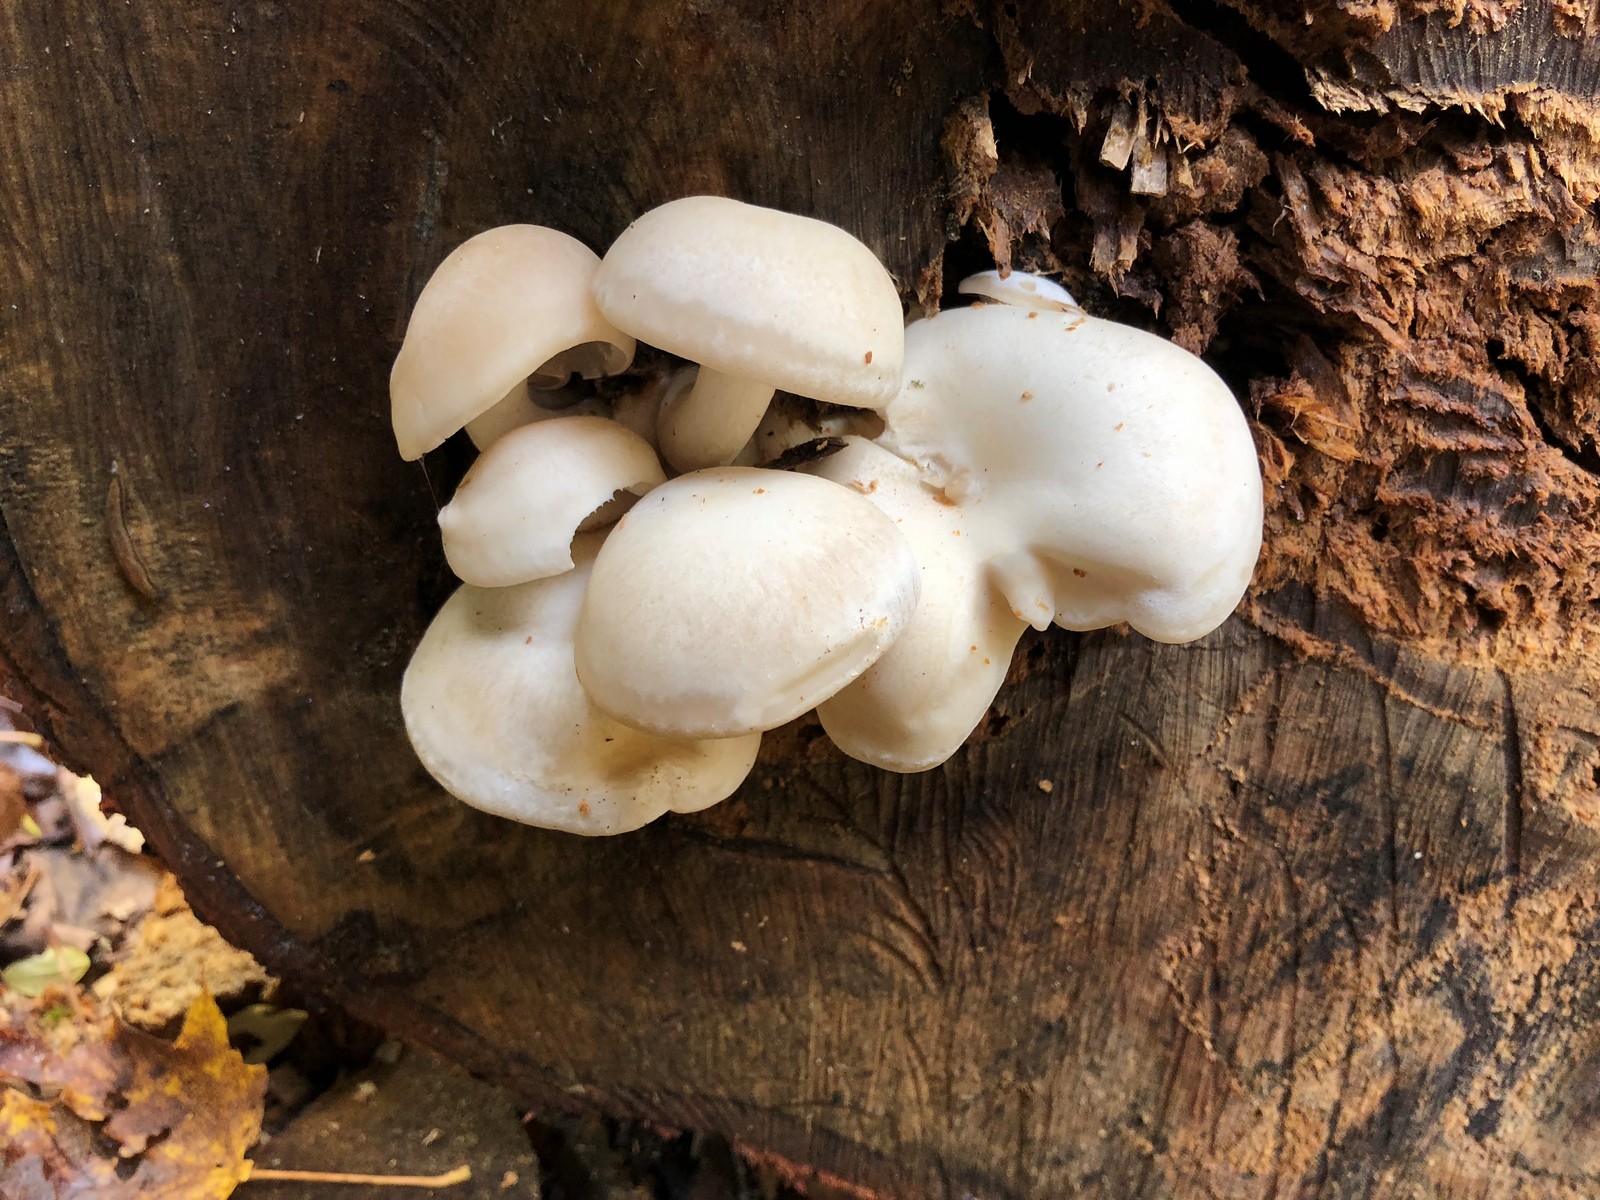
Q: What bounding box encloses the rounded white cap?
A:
[438,415,665,587]
[574,467,920,738]
[391,226,634,460]
[593,197,904,407]
[957,268,1079,311]
[880,302,1262,643]
[811,439,1028,772]
[402,534,760,835]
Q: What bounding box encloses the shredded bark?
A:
[938,0,1600,676]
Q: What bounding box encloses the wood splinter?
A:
[105,466,160,601]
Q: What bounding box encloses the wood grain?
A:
[6,1,1600,1196]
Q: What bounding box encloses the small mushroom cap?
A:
[391,225,635,460]
[880,303,1263,643]
[810,440,1028,772]
[574,467,921,738]
[402,534,760,836]
[438,415,666,588]
[593,196,905,408]
[958,269,1079,311]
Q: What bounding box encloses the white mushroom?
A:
[464,366,674,454]
[391,225,635,460]
[606,368,673,450]
[878,288,1262,643]
[402,534,760,835]
[958,268,1079,311]
[573,468,920,738]
[438,416,665,587]
[592,196,905,472]
[464,380,597,451]
[737,395,886,467]
[809,439,1028,772]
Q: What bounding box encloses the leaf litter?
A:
[0,991,266,1198]
[0,697,833,1197]
[0,699,477,1196]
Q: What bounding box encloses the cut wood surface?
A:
[6,1,1600,1196]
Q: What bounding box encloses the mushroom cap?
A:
[438,415,666,587]
[574,467,921,738]
[810,439,1028,772]
[958,269,1079,311]
[592,196,904,408]
[391,225,635,460]
[401,534,760,836]
[465,380,597,451]
[466,369,672,453]
[879,303,1263,643]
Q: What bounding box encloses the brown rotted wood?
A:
[5,0,1600,1196]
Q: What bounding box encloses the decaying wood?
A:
[5,1,1600,1196]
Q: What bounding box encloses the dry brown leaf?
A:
[0,1089,123,1198]
[0,988,120,1120]
[0,766,25,846]
[0,992,267,1199]
[94,891,268,1032]
[0,845,164,963]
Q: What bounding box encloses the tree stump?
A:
[6,1,1600,1195]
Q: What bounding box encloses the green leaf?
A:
[226,1003,309,1064]
[3,946,91,997]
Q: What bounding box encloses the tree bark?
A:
[5,1,1600,1196]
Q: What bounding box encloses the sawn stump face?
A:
[5,1,1600,1196]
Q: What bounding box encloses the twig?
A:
[246,1164,471,1188]
[0,731,43,747]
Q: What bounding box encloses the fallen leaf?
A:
[108,994,268,1186]
[3,947,90,997]
[0,767,24,844]
[0,846,164,964]
[226,1003,308,1065]
[93,892,268,1032]
[0,1089,123,1197]
[0,722,65,852]
[61,775,145,856]
[0,992,267,1199]
[0,987,120,1120]
[0,739,58,790]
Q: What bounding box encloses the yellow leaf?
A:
[226,1002,308,1064]
[0,1086,122,1195]
[0,991,266,1199]
[105,993,267,1198]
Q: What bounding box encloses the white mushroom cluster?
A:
[391,197,1264,834]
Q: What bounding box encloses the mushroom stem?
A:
[656,366,774,472]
